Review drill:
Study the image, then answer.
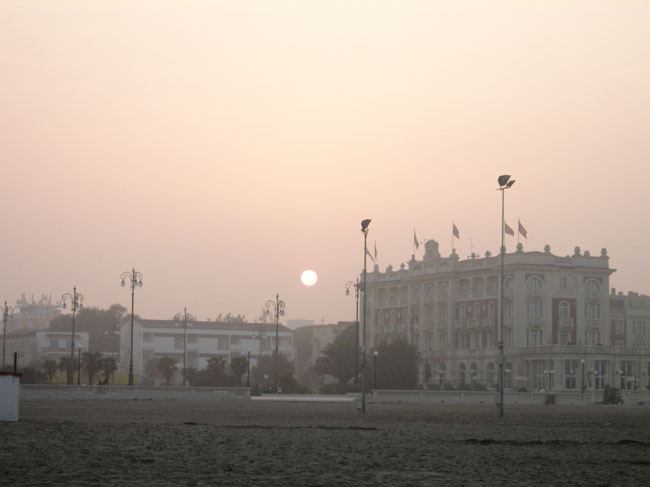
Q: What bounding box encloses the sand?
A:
[1,400,649,486]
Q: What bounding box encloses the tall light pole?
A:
[2,301,15,368]
[246,348,251,388]
[61,286,84,385]
[174,307,194,386]
[373,350,379,390]
[361,218,371,413]
[265,294,285,393]
[497,174,515,418]
[345,278,361,390]
[121,268,143,386]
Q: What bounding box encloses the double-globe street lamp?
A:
[121,268,143,386]
[360,218,371,413]
[345,278,361,390]
[265,294,285,393]
[497,174,515,418]
[2,300,15,368]
[61,286,84,385]
[174,307,194,386]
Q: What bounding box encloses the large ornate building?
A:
[364,240,650,393]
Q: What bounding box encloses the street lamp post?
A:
[580,359,586,396]
[246,348,251,388]
[174,308,194,386]
[265,294,285,393]
[361,218,371,413]
[78,347,82,385]
[373,350,379,390]
[120,268,143,386]
[497,174,515,418]
[345,279,361,391]
[61,286,84,385]
[2,301,15,368]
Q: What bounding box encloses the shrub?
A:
[603,386,624,405]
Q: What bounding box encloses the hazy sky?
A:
[1,1,648,326]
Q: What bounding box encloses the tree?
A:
[41,359,58,383]
[230,356,249,387]
[313,324,359,388]
[58,356,73,384]
[101,357,117,384]
[214,313,246,323]
[142,357,161,385]
[372,340,418,390]
[82,352,104,385]
[205,356,226,385]
[49,304,128,354]
[19,366,47,384]
[252,353,296,389]
[157,356,178,386]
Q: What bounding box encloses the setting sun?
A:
[300,270,318,287]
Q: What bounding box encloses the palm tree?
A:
[157,356,178,386]
[101,357,117,384]
[230,356,248,387]
[58,356,73,384]
[81,351,104,385]
[42,359,58,383]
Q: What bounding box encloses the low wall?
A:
[20,385,251,401]
[369,389,650,406]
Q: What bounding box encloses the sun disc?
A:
[300,270,318,286]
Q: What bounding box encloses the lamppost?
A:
[174,307,194,386]
[246,348,251,388]
[2,301,15,368]
[61,286,84,385]
[373,350,379,390]
[345,278,361,390]
[361,218,371,413]
[409,308,418,346]
[497,174,515,418]
[265,294,285,393]
[580,359,586,396]
[120,268,143,386]
[78,347,82,385]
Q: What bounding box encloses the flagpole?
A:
[517,218,520,245]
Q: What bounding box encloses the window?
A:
[488,302,495,319]
[584,330,600,346]
[439,304,448,321]
[559,332,570,345]
[594,361,606,390]
[526,329,543,346]
[527,276,543,290]
[49,339,58,349]
[559,301,570,319]
[230,336,241,345]
[619,361,636,390]
[526,300,543,318]
[585,303,601,320]
[459,304,466,320]
[632,320,647,335]
[615,320,625,335]
[504,276,513,289]
[473,303,480,319]
[585,279,601,291]
[564,360,578,389]
[217,336,229,350]
[143,333,154,342]
[174,336,183,349]
[560,277,568,290]
[504,299,513,319]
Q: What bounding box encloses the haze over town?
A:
[1,1,648,326]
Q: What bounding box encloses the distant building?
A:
[364,240,650,392]
[3,328,89,368]
[287,319,315,329]
[294,321,353,379]
[6,293,61,334]
[119,319,294,378]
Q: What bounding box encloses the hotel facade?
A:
[364,240,650,393]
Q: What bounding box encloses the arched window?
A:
[559,301,570,319]
[504,276,513,289]
[486,362,496,388]
[470,363,479,384]
[585,279,601,291]
[474,303,480,319]
[527,276,543,290]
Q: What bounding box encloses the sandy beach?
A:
[1,400,649,486]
